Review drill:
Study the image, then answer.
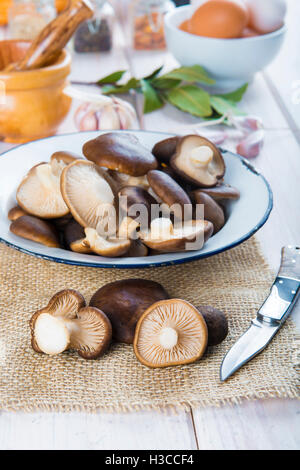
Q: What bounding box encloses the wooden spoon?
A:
[5,0,94,72]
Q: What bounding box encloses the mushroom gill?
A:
[61,160,116,230]
[134,299,208,368]
[17,162,69,219]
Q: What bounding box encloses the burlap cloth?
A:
[0,238,299,413]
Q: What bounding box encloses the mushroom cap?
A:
[30,289,86,353]
[147,170,192,219]
[30,290,112,359]
[124,240,149,257]
[152,136,180,164]
[118,185,157,226]
[50,151,82,166]
[197,183,240,201]
[63,219,86,249]
[108,170,150,190]
[160,165,195,194]
[70,238,93,254]
[61,160,117,230]
[83,132,158,177]
[52,213,73,231]
[84,228,131,257]
[70,306,112,359]
[17,162,69,219]
[192,191,225,234]
[197,306,228,346]
[171,135,225,188]
[90,279,169,344]
[10,215,60,248]
[8,205,28,221]
[140,219,214,253]
[133,299,208,368]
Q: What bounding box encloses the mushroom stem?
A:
[159,327,178,350]
[150,218,174,240]
[190,146,214,167]
[34,313,71,355]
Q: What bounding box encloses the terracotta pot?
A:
[0,40,72,143]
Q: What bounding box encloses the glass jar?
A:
[130,0,175,50]
[9,0,56,40]
[74,0,114,53]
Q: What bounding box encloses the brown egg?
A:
[179,19,192,33]
[189,0,249,39]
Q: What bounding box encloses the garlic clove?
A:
[236,130,265,159]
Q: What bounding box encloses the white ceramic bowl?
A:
[0,130,272,269]
[164,5,286,90]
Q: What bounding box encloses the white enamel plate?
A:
[0,131,273,268]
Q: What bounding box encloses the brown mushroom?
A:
[10,215,60,248]
[30,289,112,359]
[52,213,73,231]
[70,238,93,254]
[171,135,225,188]
[197,183,240,201]
[61,160,117,234]
[147,170,192,220]
[84,228,131,257]
[197,306,228,346]
[152,136,180,164]
[90,279,169,343]
[8,205,28,221]
[83,132,158,176]
[192,191,225,234]
[17,162,69,219]
[108,170,150,190]
[133,299,208,368]
[50,151,81,166]
[118,186,157,227]
[63,219,86,249]
[124,240,149,257]
[140,218,213,253]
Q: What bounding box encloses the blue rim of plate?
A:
[0,130,273,269]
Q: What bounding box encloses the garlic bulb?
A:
[74,97,137,131]
[64,86,137,131]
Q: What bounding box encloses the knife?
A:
[220,246,300,381]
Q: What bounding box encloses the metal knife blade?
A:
[220,318,279,381]
[220,246,300,382]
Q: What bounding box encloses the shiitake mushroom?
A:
[30,289,112,359]
[152,136,179,164]
[90,279,170,343]
[170,135,225,188]
[197,306,228,346]
[191,191,225,234]
[147,170,192,220]
[83,132,158,176]
[10,215,61,248]
[133,299,208,368]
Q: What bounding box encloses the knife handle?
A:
[258,246,300,324]
[277,246,300,280]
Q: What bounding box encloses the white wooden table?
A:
[0,0,299,451]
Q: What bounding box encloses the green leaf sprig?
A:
[74,65,248,118]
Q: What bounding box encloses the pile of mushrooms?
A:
[30,279,228,368]
[9,132,240,257]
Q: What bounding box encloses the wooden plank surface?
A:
[0,0,299,450]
